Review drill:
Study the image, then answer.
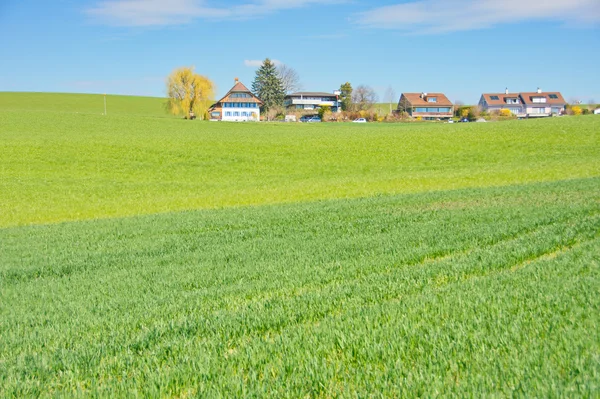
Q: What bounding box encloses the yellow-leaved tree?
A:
[166,66,215,120]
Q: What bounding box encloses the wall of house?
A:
[221,107,259,122]
[484,104,526,115]
[411,107,453,119]
[525,105,551,115]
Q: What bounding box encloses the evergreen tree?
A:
[252,59,285,120]
[339,82,353,111]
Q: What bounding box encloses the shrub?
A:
[499,109,512,117]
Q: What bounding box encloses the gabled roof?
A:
[519,92,566,105]
[210,80,263,110]
[286,92,337,98]
[229,81,253,93]
[400,93,453,107]
[480,93,521,106]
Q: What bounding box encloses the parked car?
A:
[353,118,367,123]
[459,118,469,123]
[300,115,320,123]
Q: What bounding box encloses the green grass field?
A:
[1,93,599,397]
[0,92,170,118]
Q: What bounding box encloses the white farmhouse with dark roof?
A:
[208,78,263,122]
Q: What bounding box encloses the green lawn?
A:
[1,93,599,397]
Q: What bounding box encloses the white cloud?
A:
[244,59,282,67]
[357,0,600,34]
[87,0,345,27]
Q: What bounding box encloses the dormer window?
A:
[505,98,519,104]
[532,97,547,103]
[428,97,437,103]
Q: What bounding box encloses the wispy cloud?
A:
[244,59,282,67]
[86,0,346,27]
[357,0,600,34]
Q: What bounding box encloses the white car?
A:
[353,118,367,123]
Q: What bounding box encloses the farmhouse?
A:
[284,92,341,112]
[479,89,566,117]
[208,79,262,122]
[396,93,454,120]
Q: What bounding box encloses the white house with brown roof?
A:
[208,79,262,122]
[396,93,454,120]
[479,89,566,117]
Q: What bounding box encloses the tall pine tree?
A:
[339,82,353,111]
[252,59,285,120]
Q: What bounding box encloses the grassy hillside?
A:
[1,105,598,227]
[1,178,599,397]
[0,92,170,117]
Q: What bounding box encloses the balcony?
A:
[286,98,338,106]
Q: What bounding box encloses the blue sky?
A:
[1,0,599,104]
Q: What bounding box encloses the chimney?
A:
[537,87,542,94]
[505,88,509,95]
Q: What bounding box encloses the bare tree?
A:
[384,86,396,114]
[277,64,302,94]
[352,85,378,111]
[588,99,596,110]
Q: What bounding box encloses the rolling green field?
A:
[0,92,169,118]
[1,103,598,228]
[1,93,599,396]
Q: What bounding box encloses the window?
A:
[415,107,427,112]
[552,107,562,114]
[241,112,248,117]
[225,112,232,117]
[509,108,521,114]
[428,97,437,103]
[490,95,500,101]
[211,112,220,117]
[532,97,547,103]
[506,98,519,104]
[438,107,451,113]
[549,94,558,99]
[233,112,240,117]
[231,93,250,98]
[534,107,546,114]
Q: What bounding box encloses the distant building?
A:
[284,92,341,113]
[396,93,454,120]
[208,78,262,122]
[593,108,600,115]
[479,88,566,117]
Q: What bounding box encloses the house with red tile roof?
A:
[479,89,566,117]
[396,92,454,120]
[208,78,263,122]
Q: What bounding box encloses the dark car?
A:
[300,115,321,123]
[459,118,469,123]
